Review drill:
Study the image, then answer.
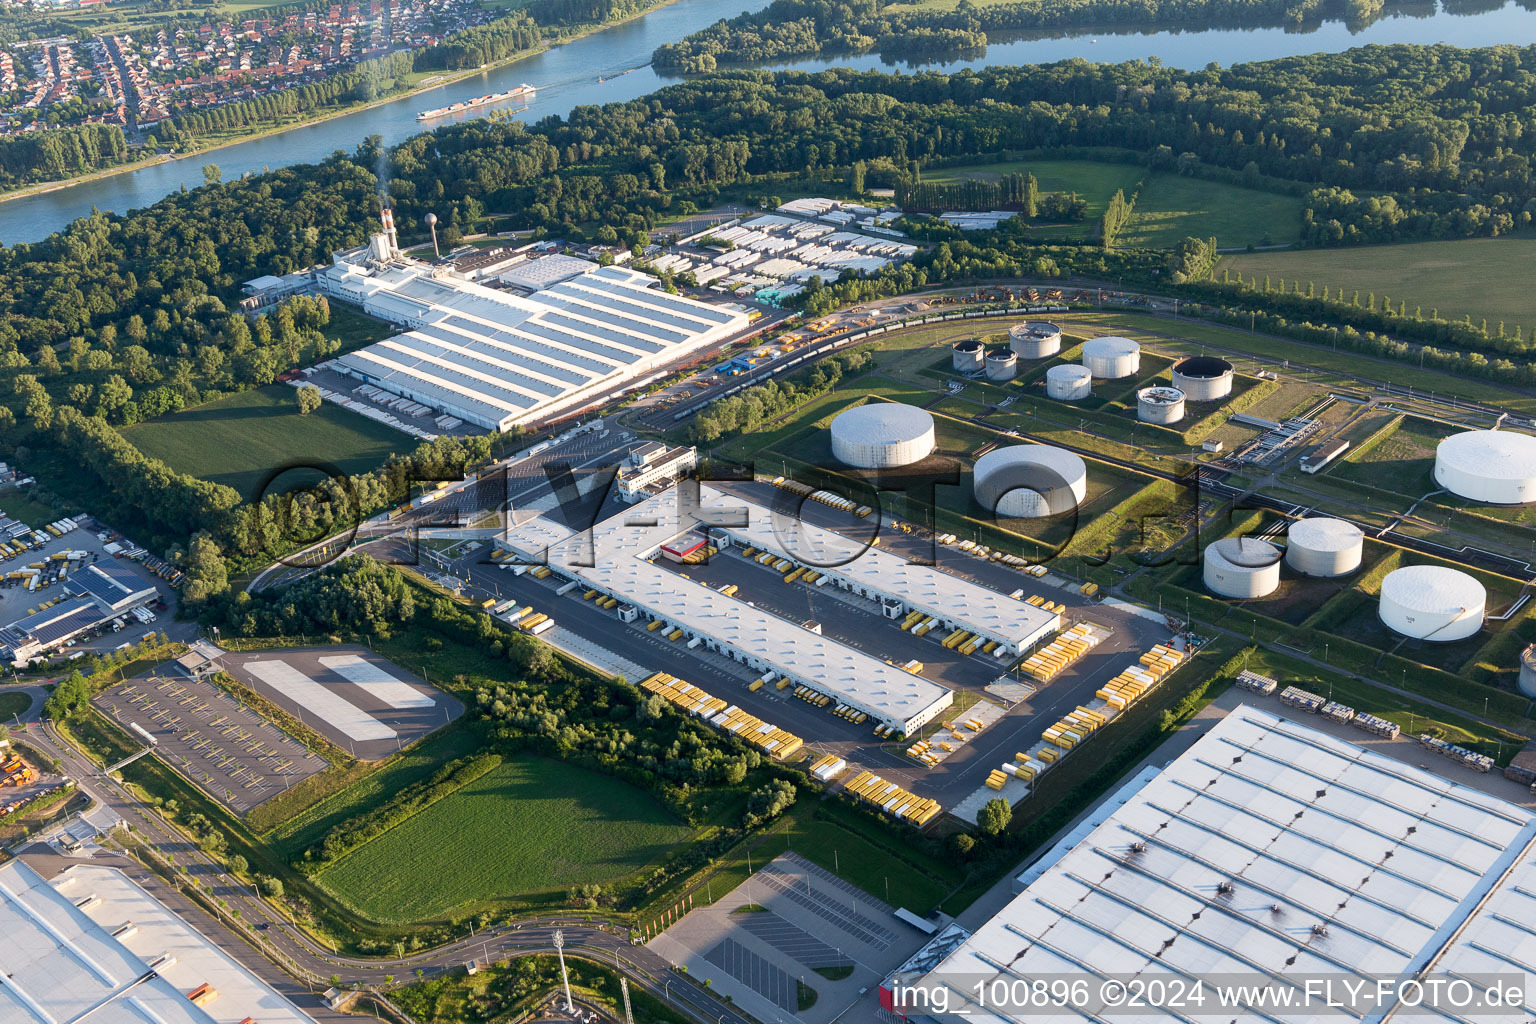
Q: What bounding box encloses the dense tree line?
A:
[302,753,504,870]
[897,171,1037,212]
[0,124,130,187]
[651,0,1426,71]
[689,347,875,442]
[7,49,1536,580]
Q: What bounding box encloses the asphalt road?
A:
[11,710,756,1024]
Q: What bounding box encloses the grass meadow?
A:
[316,756,696,921]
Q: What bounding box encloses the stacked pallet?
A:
[843,770,941,826]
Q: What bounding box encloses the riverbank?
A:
[0,0,679,215]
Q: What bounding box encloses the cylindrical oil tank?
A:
[1045,364,1092,401]
[1203,538,1281,598]
[1081,336,1140,379]
[1009,322,1062,359]
[1285,517,1363,577]
[1171,356,1235,401]
[952,339,984,373]
[1520,644,1536,698]
[830,403,936,468]
[1434,429,1536,505]
[973,445,1088,518]
[1137,386,1185,425]
[1379,565,1485,642]
[985,349,1017,381]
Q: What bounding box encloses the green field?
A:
[316,757,697,921]
[924,160,1303,247]
[0,490,79,529]
[1220,236,1536,329]
[0,691,32,721]
[927,159,1143,228]
[123,384,406,500]
[1120,173,1305,249]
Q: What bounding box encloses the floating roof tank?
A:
[1081,336,1140,379]
[1285,517,1363,577]
[1379,565,1485,642]
[1009,322,1063,359]
[830,403,936,468]
[1171,356,1235,401]
[952,339,984,373]
[985,349,1017,381]
[1045,364,1092,401]
[1203,538,1281,598]
[973,445,1088,518]
[1434,429,1536,505]
[1137,386,1185,425]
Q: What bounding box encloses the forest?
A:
[5,46,1536,589]
[650,0,1412,71]
[0,0,666,189]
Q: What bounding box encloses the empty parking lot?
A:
[218,646,463,760]
[95,674,326,814]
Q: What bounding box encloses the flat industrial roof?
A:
[0,859,218,1024]
[53,863,317,1024]
[324,255,748,429]
[504,489,953,729]
[916,706,1536,1022]
[5,596,105,645]
[714,488,1059,650]
[74,561,156,610]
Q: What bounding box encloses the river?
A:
[5,0,1536,244]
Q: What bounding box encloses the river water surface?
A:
[4,0,1536,244]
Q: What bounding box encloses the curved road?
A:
[7,703,755,1024]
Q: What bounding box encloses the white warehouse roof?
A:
[322,253,748,431]
[913,706,1536,1023]
[0,859,318,1024]
[715,487,1059,652]
[52,863,318,1024]
[504,486,955,732]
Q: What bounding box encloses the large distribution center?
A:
[1434,429,1536,504]
[895,707,1536,1024]
[318,235,749,431]
[830,403,936,468]
[502,485,1061,732]
[1,859,318,1024]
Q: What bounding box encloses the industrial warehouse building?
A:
[502,485,1058,732]
[1,859,317,1024]
[316,237,750,431]
[501,493,951,734]
[891,706,1536,1024]
[0,562,159,665]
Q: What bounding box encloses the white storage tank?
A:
[1379,565,1485,642]
[1520,644,1536,699]
[1137,386,1185,425]
[1045,364,1092,401]
[985,349,1017,381]
[1081,336,1140,379]
[1171,356,1235,401]
[973,445,1088,518]
[1203,538,1281,598]
[1285,517,1363,577]
[830,403,936,468]
[952,339,984,373]
[1434,429,1536,505]
[1009,322,1063,359]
